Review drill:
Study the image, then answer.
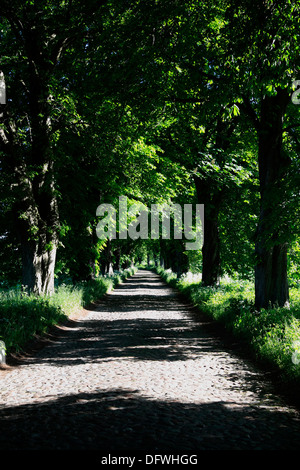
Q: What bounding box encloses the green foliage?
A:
[288,241,300,288]
[0,291,66,354]
[79,277,114,307]
[0,267,137,355]
[155,266,178,287]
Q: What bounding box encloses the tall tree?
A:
[224,0,300,308]
[0,0,108,294]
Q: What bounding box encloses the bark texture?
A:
[254,89,291,309]
[194,175,222,286]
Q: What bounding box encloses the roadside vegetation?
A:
[0,267,137,356]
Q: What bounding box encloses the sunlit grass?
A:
[0,267,137,355]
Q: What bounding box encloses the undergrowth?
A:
[0,267,137,355]
[156,266,300,383]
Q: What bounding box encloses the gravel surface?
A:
[0,269,300,453]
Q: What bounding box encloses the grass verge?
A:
[0,267,137,356]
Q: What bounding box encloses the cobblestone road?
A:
[0,270,300,453]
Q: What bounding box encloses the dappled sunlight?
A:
[0,313,287,411]
[1,270,300,451]
[0,386,299,450]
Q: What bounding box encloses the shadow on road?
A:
[0,387,300,451]
[2,270,300,452]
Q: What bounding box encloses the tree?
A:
[223,0,300,308]
[0,0,108,294]
[1,0,298,302]
[114,0,254,285]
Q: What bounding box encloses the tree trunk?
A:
[106,239,114,275]
[21,240,57,296]
[255,89,291,309]
[194,175,222,286]
[16,161,59,296]
[255,239,289,309]
[114,246,121,271]
[160,254,164,269]
[201,212,221,286]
